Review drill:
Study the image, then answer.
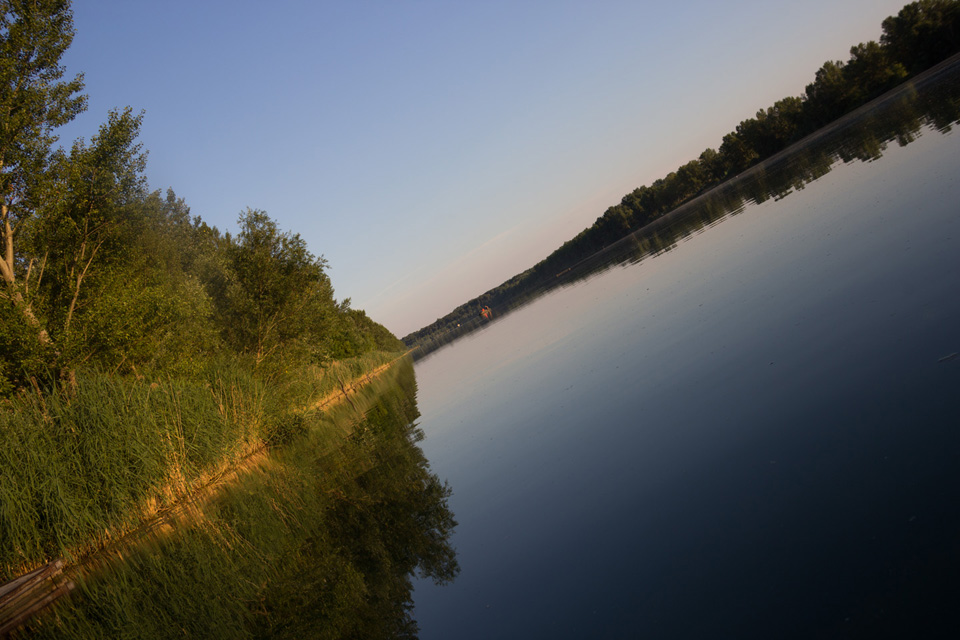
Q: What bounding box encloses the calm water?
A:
[411,75,960,638]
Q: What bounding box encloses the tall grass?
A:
[0,351,405,581]
[19,358,456,639]
[0,362,269,581]
[286,351,403,403]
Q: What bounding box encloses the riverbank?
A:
[0,351,407,637]
[8,356,456,639]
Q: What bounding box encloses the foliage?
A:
[0,350,412,581]
[24,109,148,363]
[0,0,86,374]
[0,12,400,390]
[218,208,334,366]
[0,2,427,636]
[881,0,960,73]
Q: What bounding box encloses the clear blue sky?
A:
[58,0,908,337]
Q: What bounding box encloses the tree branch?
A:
[64,239,104,336]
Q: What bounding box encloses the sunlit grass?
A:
[0,362,267,581]
[0,351,405,584]
[18,357,453,640]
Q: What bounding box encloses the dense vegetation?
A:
[0,0,457,638]
[1,3,445,633]
[403,0,960,355]
[0,0,402,397]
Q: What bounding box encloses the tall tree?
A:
[35,108,146,337]
[0,0,85,347]
[881,0,960,73]
[223,209,336,365]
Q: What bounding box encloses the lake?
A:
[409,62,960,639]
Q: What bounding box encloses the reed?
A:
[279,351,403,411]
[0,351,404,584]
[0,361,268,581]
[17,358,455,639]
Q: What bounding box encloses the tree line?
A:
[403,0,960,353]
[1,6,452,634]
[0,0,402,396]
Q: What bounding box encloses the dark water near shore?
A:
[410,68,960,639]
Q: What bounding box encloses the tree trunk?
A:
[1,203,52,346]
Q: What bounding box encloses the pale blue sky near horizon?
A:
[57,0,908,337]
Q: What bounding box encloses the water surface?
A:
[412,73,960,639]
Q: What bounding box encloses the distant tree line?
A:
[404,0,960,353]
[0,0,402,395]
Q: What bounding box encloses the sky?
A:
[57,0,910,337]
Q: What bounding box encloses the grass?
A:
[16,356,458,639]
[279,351,404,411]
[0,351,405,584]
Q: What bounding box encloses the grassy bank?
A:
[0,351,404,585]
[14,357,457,639]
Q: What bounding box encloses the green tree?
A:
[620,186,652,226]
[675,158,708,197]
[845,41,909,102]
[804,60,855,125]
[881,0,960,73]
[0,0,85,349]
[32,108,146,341]
[51,185,221,377]
[594,204,633,244]
[697,148,725,183]
[718,129,760,176]
[222,208,336,366]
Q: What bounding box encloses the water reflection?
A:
[549,57,960,296]
[265,361,459,638]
